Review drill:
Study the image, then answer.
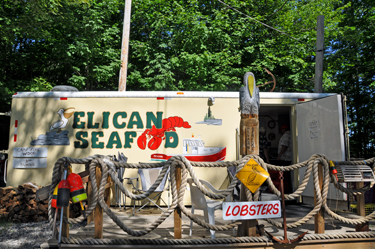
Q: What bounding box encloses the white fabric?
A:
[138,168,168,192]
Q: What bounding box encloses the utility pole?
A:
[118,0,132,92]
[314,15,324,93]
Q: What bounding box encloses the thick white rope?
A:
[48,154,375,241]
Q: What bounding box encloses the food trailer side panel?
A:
[7,92,241,205]
[7,92,347,206]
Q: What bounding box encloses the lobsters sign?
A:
[222,201,281,220]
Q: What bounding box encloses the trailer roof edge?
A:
[12,91,336,99]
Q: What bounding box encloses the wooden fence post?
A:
[94,165,104,239]
[355,182,369,231]
[314,164,325,233]
[174,164,182,239]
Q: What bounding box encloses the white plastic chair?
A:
[187,178,231,239]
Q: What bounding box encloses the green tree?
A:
[0,0,122,109]
[126,0,346,92]
[0,0,122,149]
[327,0,375,158]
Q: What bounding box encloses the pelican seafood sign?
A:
[73,111,191,150]
[9,92,240,187]
[31,108,191,150]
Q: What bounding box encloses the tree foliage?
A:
[0,0,122,109]
[127,0,346,92]
[327,0,375,158]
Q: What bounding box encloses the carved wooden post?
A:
[314,164,325,233]
[237,72,260,237]
[355,182,369,231]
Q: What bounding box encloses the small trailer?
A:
[6,91,349,206]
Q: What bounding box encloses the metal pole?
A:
[118,0,132,92]
[314,15,324,93]
[58,167,68,244]
[280,172,288,239]
[174,164,182,239]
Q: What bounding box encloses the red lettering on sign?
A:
[225,206,232,217]
[232,206,240,216]
[273,203,279,215]
[266,204,273,215]
[261,204,267,215]
[249,205,256,215]
[223,201,281,220]
[240,205,248,216]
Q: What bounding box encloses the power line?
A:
[218,0,304,44]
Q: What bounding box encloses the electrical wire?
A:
[218,0,306,44]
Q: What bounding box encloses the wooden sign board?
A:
[223,201,281,220]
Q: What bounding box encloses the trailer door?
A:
[296,94,347,202]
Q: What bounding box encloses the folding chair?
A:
[114,152,128,209]
[128,167,170,216]
[227,166,240,201]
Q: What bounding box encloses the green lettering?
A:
[73,112,85,129]
[113,112,127,129]
[106,132,122,148]
[124,131,137,148]
[74,132,88,148]
[165,132,178,148]
[102,112,110,129]
[146,112,163,129]
[87,112,99,129]
[127,112,143,129]
[92,132,104,149]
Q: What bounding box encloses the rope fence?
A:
[47,154,375,245]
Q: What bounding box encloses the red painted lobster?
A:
[137,116,191,150]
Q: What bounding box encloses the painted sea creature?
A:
[137,116,191,150]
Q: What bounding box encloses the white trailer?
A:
[6,91,349,207]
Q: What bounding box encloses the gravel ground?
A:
[0,220,86,249]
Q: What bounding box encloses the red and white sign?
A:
[222,201,281,220]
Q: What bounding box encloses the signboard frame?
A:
[222,200,281,220]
